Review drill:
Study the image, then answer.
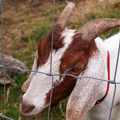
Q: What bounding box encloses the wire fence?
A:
[0,0,120,120]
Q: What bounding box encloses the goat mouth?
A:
[20,103,36,117]
[19,103,47,117]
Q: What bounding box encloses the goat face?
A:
[20,24,91,117]
[20,2,120,118]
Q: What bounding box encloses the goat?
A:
[20,2,120,120]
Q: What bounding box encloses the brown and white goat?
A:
[20,2,120,120]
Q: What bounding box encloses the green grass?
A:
[1,1,120,120]
[21,25,52,44]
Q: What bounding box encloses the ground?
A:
[0,0,120,120]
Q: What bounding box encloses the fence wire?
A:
[0,0,120,120]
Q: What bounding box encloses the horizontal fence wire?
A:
[0,0,120,120]
[1,65,120,84]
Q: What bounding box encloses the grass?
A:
[0,0,120,120]
[21,25,52,44]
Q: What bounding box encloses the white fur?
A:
[66,51,106,120]
[66,32,120,120]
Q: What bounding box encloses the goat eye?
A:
[71,68,81,72]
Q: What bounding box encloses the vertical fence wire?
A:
[108,31,120,120]
[50,0,55,75]
[48,0,55,120]
[3,68,6,116]
[0,0,14,120]
[0,0,4,117]
[0,0,3,65]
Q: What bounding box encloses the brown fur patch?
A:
[37,24,64,68]
[59,34,97,75]
[45,33,98,107]
[45,75,77,107]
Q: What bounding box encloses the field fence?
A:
[0,0,120,120]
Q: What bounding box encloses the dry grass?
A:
[1,0,120,56]
[68,0,119,26]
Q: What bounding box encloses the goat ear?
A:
[66,52,105,120]
[21,51,38,92]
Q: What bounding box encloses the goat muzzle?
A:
[20,102,35,117]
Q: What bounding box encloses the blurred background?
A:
[0,0,120,119]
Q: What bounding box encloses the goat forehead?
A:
[37,28,76,70]
[24,29,75,99]
[38,29,76,72]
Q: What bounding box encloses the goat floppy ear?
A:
[66,51,105,120]
[21,51,38,92]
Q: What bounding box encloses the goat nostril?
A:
[22,103,35,114]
